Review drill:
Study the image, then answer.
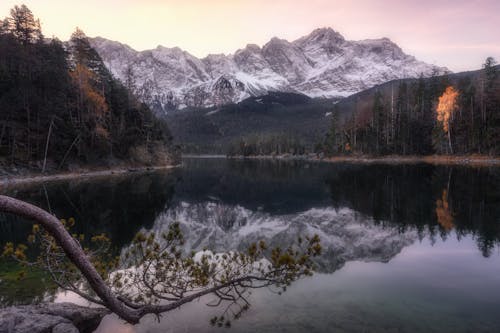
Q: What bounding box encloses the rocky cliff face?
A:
[90,28,448,113]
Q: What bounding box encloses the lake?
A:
[1,158,500,332]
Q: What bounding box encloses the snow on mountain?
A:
[126,202,417,273]
[90,28,449,113]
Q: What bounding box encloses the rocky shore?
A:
[0,303,108,333]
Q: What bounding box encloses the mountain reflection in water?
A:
[0,158,499,332]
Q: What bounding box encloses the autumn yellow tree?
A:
[436,86,459,154]
[69,61,110,157]
[70,64,109,129]
[435,189,454,231]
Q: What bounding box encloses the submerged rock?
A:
[0,302,108,333]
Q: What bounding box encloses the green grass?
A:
[0,259,58,306]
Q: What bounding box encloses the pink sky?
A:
[1,0,499,71]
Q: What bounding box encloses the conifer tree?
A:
[372,90,386,154]
[483,57,499,154]
[324,107,339,155]
[7,5,42,45]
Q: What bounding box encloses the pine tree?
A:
[0,6,176,169]
[324,107,339,155]
[0,19,8,34]
[483,57,499,154]
[70,28,109,77]
[372,90,386,154]
[456,76,476,153]
[395,81,410,154]
[7,5,43,45]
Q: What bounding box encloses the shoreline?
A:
[0,164,180,188]
[225,154,500,167]
[2,153,498,188]
[320,155,500,166]
[182,154,226,159]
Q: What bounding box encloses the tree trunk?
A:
[0,195,141,324]
[42,117,54,173]
[448,127,453,154]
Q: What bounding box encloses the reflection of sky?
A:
[87,232,500,332]
[3,161,499,330]
[0,0,498,71]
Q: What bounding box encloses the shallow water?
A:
[1,158,499,332]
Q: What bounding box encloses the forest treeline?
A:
[0,5,177,173]
[323,164,500,257]
[318,60,500,156]
[227,133,307,157]
[1,6,498,164]
[223,62,499,158]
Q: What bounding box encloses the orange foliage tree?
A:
[435,189,454,231]
[436,86,459,154]
[70,63,110,149]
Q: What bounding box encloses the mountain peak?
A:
[90,36,135,52]
[296,27,345,46]
[359,37,397,46]
[155,45,182,52]
[266,37,291,46]
[245,43,261,51]
[310,27,344,39]
[90,29,449,112]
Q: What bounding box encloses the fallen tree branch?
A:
[0,195,320,326]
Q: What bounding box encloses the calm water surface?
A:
[1,158,499,332]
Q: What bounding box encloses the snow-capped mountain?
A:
[126,202,417,273]
[90,28,448,112]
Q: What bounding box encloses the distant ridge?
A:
[90,28,449,113]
